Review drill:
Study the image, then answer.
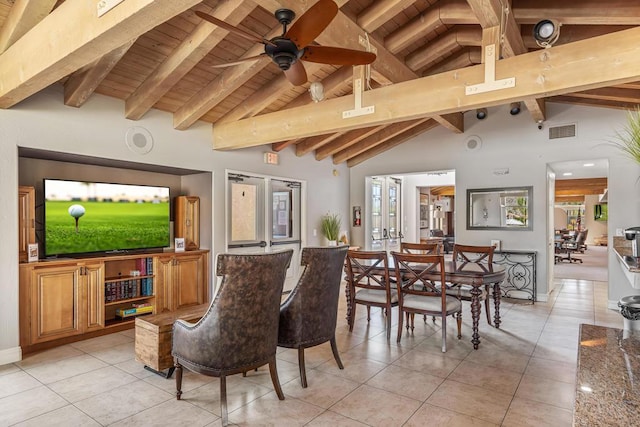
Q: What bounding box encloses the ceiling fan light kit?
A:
[195,0,376,86]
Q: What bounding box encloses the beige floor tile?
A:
[89,341,136,365]
[463,342,531,373]
[282,369,359,408]
[74,379,173,425]
[228,391,325,426]
[344,339,410,364]
[13,404,101,426]
[0,385,68,426]
[366,364,443,401]
[531,343,578,363]
[411,331,474,360]
[524,357,577,384]
[448,360,523,395]
[48,365,138,403]
[70,332,133,353]
[0,371,42,399]
[114,357,156,379]
[277,344,334,369]
[110,398,217,426]
[515,374,576,410]
[143,367,216,393]
[176,376,273,416]
[17,345,85,369]
[405,402,499,427]
[330,384,421,426]
[426,380,512,424]
[315,351,387,383]
[502,397,573,427]
[24,353,108,384]
[306,410,369,426]
[0,363,20,377]
[392,348,462,378]
[244,359,300,388]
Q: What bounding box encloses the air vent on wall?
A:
[549,124,577,139]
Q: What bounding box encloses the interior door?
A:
[226,172,302,292]
[367,176,402,252]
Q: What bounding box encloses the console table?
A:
[493,250,536,302]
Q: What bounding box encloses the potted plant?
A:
[610,107,640,165]
[320,213,341,246]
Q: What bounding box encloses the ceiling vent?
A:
[548,123,577,140]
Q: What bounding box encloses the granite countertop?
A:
[613,237,640,272]
[574,324,640,427]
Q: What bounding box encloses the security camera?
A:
[537,120,543,130]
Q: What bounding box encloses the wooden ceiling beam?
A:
[522,25,633,50]
[296,133,344,157]
[384,0,476,53]
[125,1,256,120]
[346,120,439,167]
[0,0,56,53]
[212,26,640,149]
[405,26,482,71]
[0,0,201,109]
[550,96,640,111]
[424,47,481,75]
[316,126,386,160]
[334,119,428,164]
[556,195,585,203]
[433,112,464,133]
[357,0,416,31]
[570,87,640,104]
[64,39,136,107]
[513,0,640,25]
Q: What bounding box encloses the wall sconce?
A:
[509,102,521,115]
[476,108,488,120]
[533,19,561,48]
[309,81,324,102]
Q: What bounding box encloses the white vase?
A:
[327,240,338,247]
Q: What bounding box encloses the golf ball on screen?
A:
[68,204,85,218]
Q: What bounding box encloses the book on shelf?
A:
[115,305,154,318]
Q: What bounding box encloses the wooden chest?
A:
[134,303,209,372]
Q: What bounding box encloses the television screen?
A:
[594,203,608,221]
[44,179,170,257]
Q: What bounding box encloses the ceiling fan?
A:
[195,0,376,86]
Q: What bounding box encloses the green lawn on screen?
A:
[45,200,169,255]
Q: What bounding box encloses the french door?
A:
[368,176,402,252]
[226,172,302,292]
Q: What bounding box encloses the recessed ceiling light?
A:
[563,172,573,176]
[583,163,595,167]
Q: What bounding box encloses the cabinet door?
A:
[84,262,105,331]
[18,186,36,263]
[175,196,200,250]
[30,265,82,343]
[155,256,174,312]
[173,253,206,310]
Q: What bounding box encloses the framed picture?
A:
[175,238,185,252]
[28,243,39,262]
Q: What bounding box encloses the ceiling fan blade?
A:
[285,0,338,49]
[210,54,267,68]
[195,11,276,47]
[301,45,377,66]
[284,60,308,86]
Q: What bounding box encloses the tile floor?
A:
[0,277,624,426]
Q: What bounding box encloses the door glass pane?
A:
[371,178,382,240]
[388,182,398,237]
[272,191,291,239]
[230,182,257,241]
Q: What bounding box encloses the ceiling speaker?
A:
[465,135,482,151]
[125,126,153,155]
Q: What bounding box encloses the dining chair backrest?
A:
[452,244,495,267]
[345,250,391,294]
[391,252,445,299]
[400,241,441,255]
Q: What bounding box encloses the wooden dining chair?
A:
[391,252,462,351]
[448,244,496,325]
[345,250,397,339]
[400,241,442,255]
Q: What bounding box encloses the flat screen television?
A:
[44,179,170,257]
[594,203,608,221]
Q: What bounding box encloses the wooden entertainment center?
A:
[18,184,209,354]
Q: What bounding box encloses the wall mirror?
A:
[467,186,533,230]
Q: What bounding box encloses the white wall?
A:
[0,86,350,362]
[350,103,640,304]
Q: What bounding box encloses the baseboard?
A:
[535,293,549,303]
[0,346,22,366]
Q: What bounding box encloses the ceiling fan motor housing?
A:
[265,37,302,70]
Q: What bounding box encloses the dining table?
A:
[345,255,506,350]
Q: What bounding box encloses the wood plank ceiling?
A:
[0,0,639,167]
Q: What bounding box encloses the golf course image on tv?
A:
[44,179,170,257]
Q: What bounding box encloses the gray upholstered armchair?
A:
[277,246,349,388]
[172,250,293,427]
